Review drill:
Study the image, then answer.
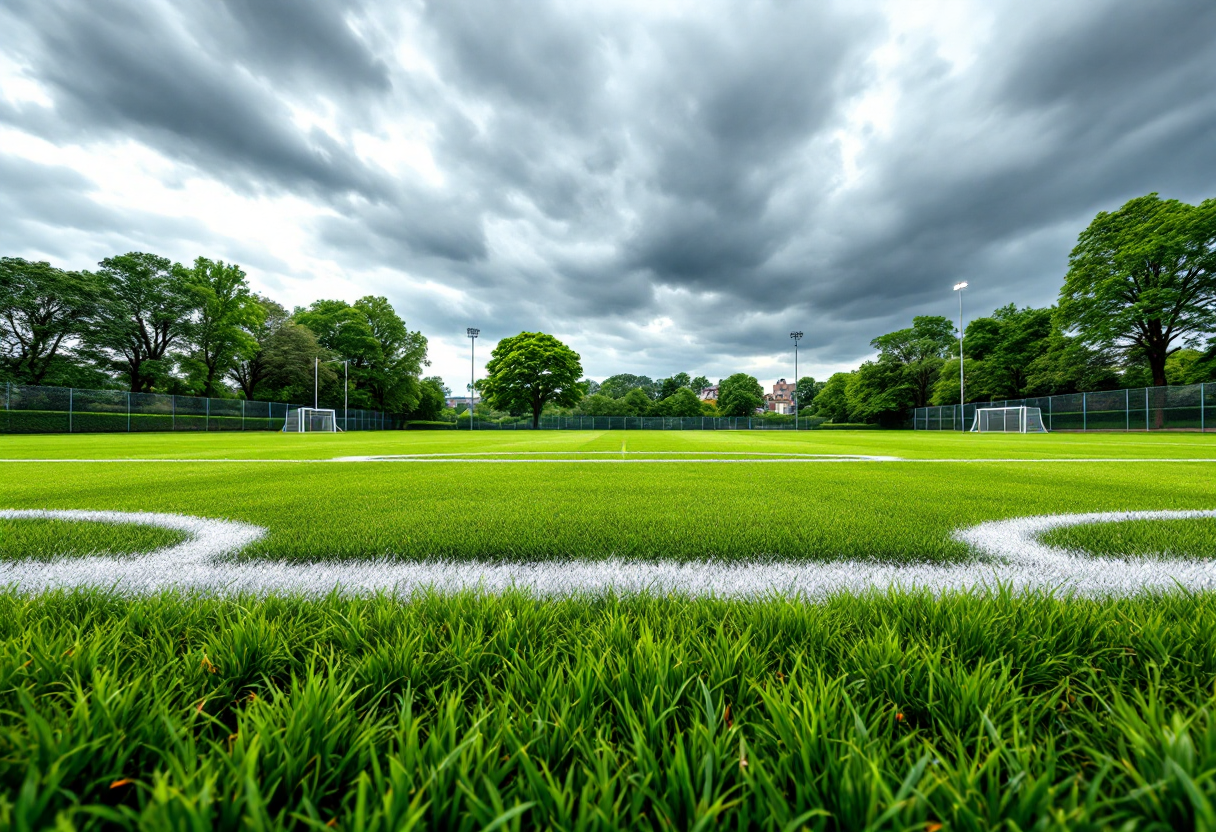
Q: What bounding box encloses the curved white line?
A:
[2,509,1215,598]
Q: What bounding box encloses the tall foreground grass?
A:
[4,589,1216,830]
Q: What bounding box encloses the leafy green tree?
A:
[869,315,956,407]
[620,387,653,416]
[717,373,764,416]
[812,372,853,422]
[0,257,98,384]
[582,378,602,396]
[229,296,287,399]
[1021,333,1122,397]
[179,258,264,397]
[962,305,1053,400]
[480,332,585,428]
[88,252,196,392]
[295,297,428,413]
[795,376,823,410]
[411,376,448,421]
[653,386,703,416]
[600,374,656,399]
[576,393,627,416]
[1059,193,1216,388]
[690,375,711,395]
[658,372,692,399]
[847,360,912,425]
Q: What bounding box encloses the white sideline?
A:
[4,509,1216,598]
[3,456,1216,464]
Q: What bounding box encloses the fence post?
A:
[1082,392,1087,432]
[1145,388,1149,431]
[206,397,210,431]
[1203,383,1206,433]
[241,399,245,431]
[127,392,131,432]
[172,396,176,431]
[69,388,73,433]
[1048,396,1053,431]
[1125,389,1129,431]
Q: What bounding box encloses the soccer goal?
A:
[970,406,1048,433]
[282,407,341,433]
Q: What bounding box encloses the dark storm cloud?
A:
[3,0,1216,383]
[2,0,385,198]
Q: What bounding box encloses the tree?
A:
[658,372,692,399]
[847,359,913,425]
[600,374,656,399]
[795,376,823,410]
[653,386,703,417]
[812,372,852,422]
[690,375,711,395]
[88,252,196,392]
[869,315,956,408]
[179,258,264,397]
[962,305,1053,400]
[582,378,602,396]
[411,376,448,421]
[480,332,585,428]
[0,257,98,384]
[229,296,288,399]
[716,373,763,416]
[575,393,627,416]
[1059,193,1216,388]
[621,386,654,416]
[295,297,428,413]
[1020,333,1121,397]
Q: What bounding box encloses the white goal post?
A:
[282,407,341,433]
[970,406,1048,433]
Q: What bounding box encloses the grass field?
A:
[3,428,1216,829]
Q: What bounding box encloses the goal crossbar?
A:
[970,406,1048,433]
[282,407,341,433]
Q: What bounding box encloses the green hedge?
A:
[404,420,457,430]
[0,410,282,434]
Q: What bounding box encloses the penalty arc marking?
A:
[2,508,1216,597]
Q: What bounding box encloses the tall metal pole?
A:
[790,331,803,431]
[344,361,348,431]
[953,282,968,430]
[314,357,319,409]
[467,328,480,430]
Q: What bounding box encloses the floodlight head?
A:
[790,331,803,341]
[953,282,968,291]
[467,327,480,338]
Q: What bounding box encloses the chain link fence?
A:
[0,383,395,434]
[912,383,1216,432]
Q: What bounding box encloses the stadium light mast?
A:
[467,328,480,430]
[790,331,803,431]
[953,282,968,429]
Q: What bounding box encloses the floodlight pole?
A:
[314,357,319,409]
[467,327,480,430]
[790,331,803,430]
[953,282,968,430]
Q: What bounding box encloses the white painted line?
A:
[1,456,1216,464]
[3,509,1216,598]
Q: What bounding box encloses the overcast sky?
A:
[2,0,1214,393]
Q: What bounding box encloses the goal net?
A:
[283,407,339,433]
[970,406,1048,433]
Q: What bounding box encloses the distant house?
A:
[445,395,478,410]
[699,385,719,401]
[764,378,796,414]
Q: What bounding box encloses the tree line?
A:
[810,193,1216,425]
[0,251,440,417]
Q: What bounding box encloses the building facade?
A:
[764,378,796,414]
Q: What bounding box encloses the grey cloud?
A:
[2,0,1216,387]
